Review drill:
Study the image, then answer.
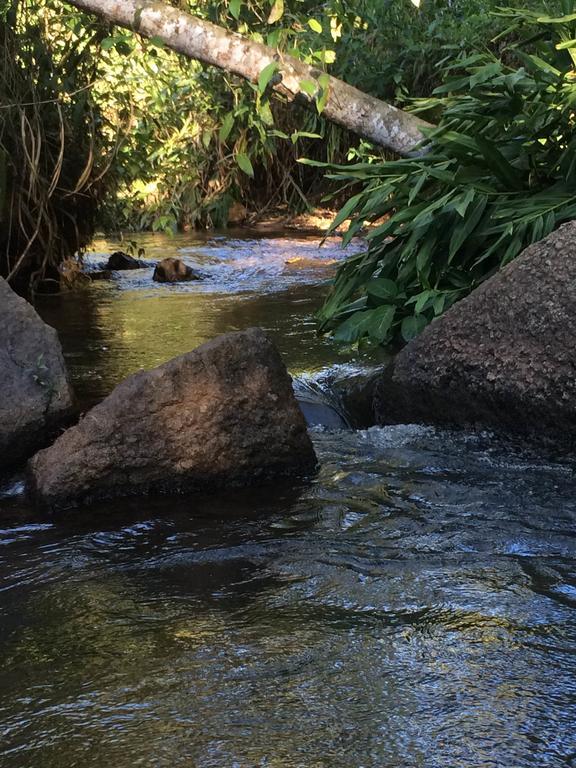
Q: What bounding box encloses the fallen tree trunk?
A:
[65,0,432,156]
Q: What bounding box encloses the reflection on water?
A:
[37,232,370,408]
[1,234,575,767]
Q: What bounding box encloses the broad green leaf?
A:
[219,112,234,142]
[334,310,372,342]
[308,19,322,33]
[366,278,398,301]
[267,0,284,24]
[413,290,435,314]
[259,101,274,125]
[258,61,279,94]
[401,314,428,342]
[229,0,242,18]
[299,79,317,97]
[316,85,330,114]
[367,305,396,343]
[236,153,254,177]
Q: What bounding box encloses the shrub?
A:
[316,3,576,346]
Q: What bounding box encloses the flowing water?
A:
[1,233,575,768]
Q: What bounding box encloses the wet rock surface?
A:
[0,278,74,469]
[375,222,576,448]
[106,251,145,270]
[28,328,317,508]
[153,257,202,283]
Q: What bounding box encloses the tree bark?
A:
[64,0,432,156]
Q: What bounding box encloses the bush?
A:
[317,2,576,347]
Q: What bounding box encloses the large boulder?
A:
[374,222,576,448]
[28,328,316,508]
[0,278,74,469]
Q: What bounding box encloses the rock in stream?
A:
[0,278,74,470]
[28,328,316,509]
[375,222,576,448]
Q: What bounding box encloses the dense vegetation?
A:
[0,0,110,289]
[2,0,574,353]
[319,2,576,346]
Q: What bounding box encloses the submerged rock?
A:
[153,257,202,283]
[106,251,145,270]
[374,222,576,448]
[0,278,74,470]
[28,328,316,508]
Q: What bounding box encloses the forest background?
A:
[2,0,574,346]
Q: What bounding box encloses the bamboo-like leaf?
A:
[448,197,487,261]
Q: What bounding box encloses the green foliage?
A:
[96,0,360,233]
[318,2,576,346]
[0,0,111,288]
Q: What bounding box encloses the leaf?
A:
[258,61,279,94]
[366,305,396,343]
[556,39,576,49]
[333,310,372,342]
[299,79,317,97]
[219,112,235,142]
[454,188,476,218]
[448,197,487,261]
[401,314,428,342]
[236,153,254,177]
[475,136,523,190]
[537,12,576,23]
[148,36,165,49]
[316,83,330,114]
[308,19,322,33]
[413,290,434,314]
[366,278,398,301]
[229,0,242,18]
[328,192,363,231]
[469,62,502,88]
[259,101,274,125]
[267,0,284,24]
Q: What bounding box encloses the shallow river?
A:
[1,233,575,768]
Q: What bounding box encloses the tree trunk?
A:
[65,0,432,156]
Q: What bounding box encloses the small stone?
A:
[153,258,202,283]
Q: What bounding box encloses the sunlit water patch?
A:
[85,232,365,295]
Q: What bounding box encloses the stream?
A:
[1,232,575,767]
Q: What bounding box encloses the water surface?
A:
[1,233,575,768]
